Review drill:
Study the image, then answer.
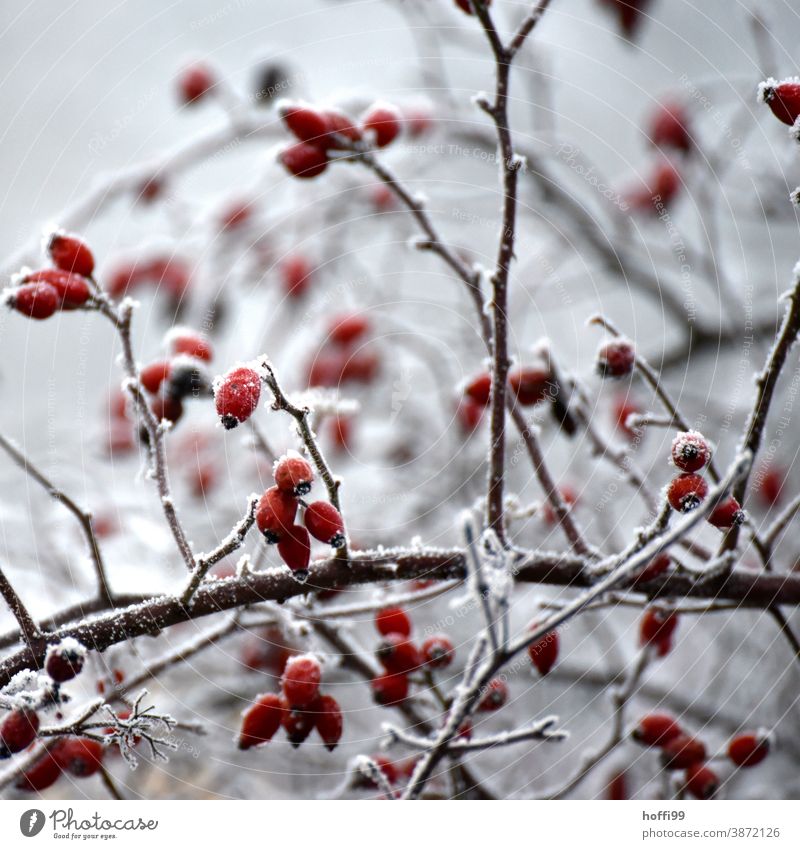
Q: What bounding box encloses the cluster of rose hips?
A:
[632,712,771,799]
[255,452,346,580]
[138,327,214,428]
[369,608,559,708]
[459,361,559,433]
[370,607,454,707]
[624,93,692,212]
[278,99,404,179]
[105,255,191,304]
[238,654,343,751]
[306,313,379,389]
[2,640,113,792]
[666,430,744,529]
[5,233,95,321]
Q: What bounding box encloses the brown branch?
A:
[180,495,259,606]
[2,523,797,690]
[0,565,42,650]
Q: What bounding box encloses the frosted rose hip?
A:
[214,366,262,429]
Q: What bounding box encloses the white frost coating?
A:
[1,287,18,306]
[757,77,779,103]
[670,429,711,465]
[45,636,87,661]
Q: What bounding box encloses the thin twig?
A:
[0,432,112,605]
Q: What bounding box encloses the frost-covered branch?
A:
[181,494,259,605]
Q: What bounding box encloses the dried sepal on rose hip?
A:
[277,525,311,581]
[758,77,800,126]
[0,708,40,757]
[671,430,711,472]
[304,501,346,547]
[421,634,454,669]
[214,365,262,430]
[313,694,343,751]
[528,626,559,676]
[707,496,745,530]
[281,654,322,708]
[727,730,771,768]
[596,338,635,378]
[5,281,60,320]
[274,451,314,496]
[283,705,316,748]
[45,638,87,683]
[478,678,508,712]
[666,473,708,512]
[47,232,95,277]
[632,713,683,747]
[256,486,298,543]
[238,693,286,750]
[24,269,91,309]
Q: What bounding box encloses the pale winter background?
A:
[0,0,799,799]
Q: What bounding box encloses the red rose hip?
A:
[239,693,286,749]
[48,233,95,276]
[214,366,262,429]
[274,453,314,496]
[304,501,345,547]
[666,473,708,512]
[256,486,297,543]
[8,281,59,320]
[282,655,321,708]
[671,430,711,472]
[0,708,40,755]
